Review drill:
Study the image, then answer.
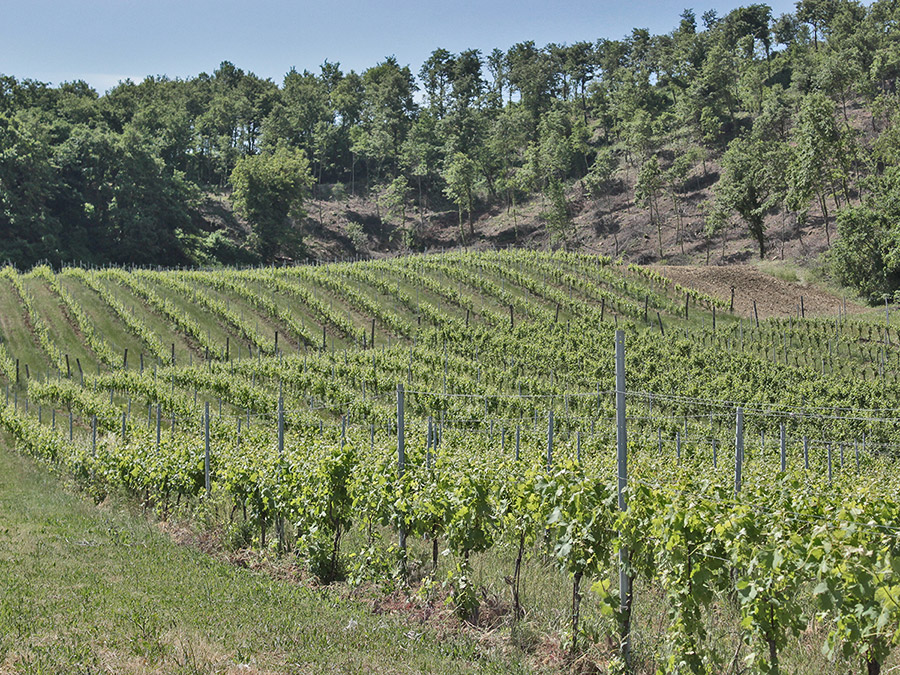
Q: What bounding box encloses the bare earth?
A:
[655,265,865,319]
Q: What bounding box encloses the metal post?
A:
[397,383,406,557]
[277,394,284,458]
[803,436,809,470]
[204,402,211,496]
[735,408,744,496]
[780,423,786,473]
[547,409,553,469]
[615,330,631,667]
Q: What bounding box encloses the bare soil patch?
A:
[655,265,865,319]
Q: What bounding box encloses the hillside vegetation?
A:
[3,0,900,300]
[3,252,900,671]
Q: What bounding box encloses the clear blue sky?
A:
[2,0,800,93]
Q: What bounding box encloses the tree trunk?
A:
[571,571,583,655]
[512,531,525,620]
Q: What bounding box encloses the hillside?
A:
[5,1,900,304]
[2,252,900,670]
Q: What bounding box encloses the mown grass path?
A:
[0,445,529,674]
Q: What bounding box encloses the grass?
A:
[0,442,534,674]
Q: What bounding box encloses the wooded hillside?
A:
[2,0,900,300]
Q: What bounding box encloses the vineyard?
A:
[2,251,900,673]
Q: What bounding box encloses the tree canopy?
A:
[2,0,900,301]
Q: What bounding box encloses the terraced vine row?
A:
[1,252,899,672]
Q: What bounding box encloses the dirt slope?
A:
[655,265,864,319]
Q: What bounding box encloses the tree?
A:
[419,49,454,118]
[441,151,478,242]
[830,166,900,302]
[789,91,846,245]
[230,146,314,261]
[635,154,664,258]
[378,175,414,248]
[717,136,772,258]
[701,198,731,263]
[0,112,60,265]
[354,57,417,189]
[797,0,838,49]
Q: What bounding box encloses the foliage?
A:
[230,146,314,261]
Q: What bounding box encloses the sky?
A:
[1,0,800,93]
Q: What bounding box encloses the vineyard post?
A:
[340,415,346,449]
[614,329,632,668]
[676,431,681,464]
[730,286,735,312]
[397,383,406,560]
[827,443,833,484]
[656,311,664,336]
[712,438,717,468]
[712,306,716,332]
[753,300,759,327]
[156,404,161,453]
[426,416,433,468]
[780,424,786,472]
[121,412,126,443]
[657,428,662,455]
[204,402,211,497]
[140,353,144,373]
[515,425,520,461]
[601,298,605,322]
[576,431,581,462]
[277,394,284,458]
[803,436,809,469]
[546,410,553,469]
[148,403,152,429]
[510,305,514,329]
[91,415,97,456]
[122,348,128,370]
[839,443,844,469]
[800,296,805,318]
[854,440,860,474]
[735,407,744,496]
[684,295,689,320]
[69,409,73,441]
[76,358,83,386]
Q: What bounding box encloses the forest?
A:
[2,0,900,300]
